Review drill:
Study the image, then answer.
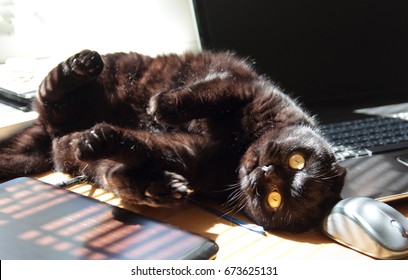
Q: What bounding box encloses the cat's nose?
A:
[261,165,274,175]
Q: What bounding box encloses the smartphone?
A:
[0,177,218,260]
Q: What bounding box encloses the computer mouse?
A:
[322,197,408,259]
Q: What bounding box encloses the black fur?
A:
[0,50,346,232]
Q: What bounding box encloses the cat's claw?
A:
[75,123,117,160]
[69,50,104,78]
[144,171,191,205]
[38,50,104,104]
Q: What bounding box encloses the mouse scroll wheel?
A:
[390,220,408,238]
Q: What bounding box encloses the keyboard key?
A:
[322,115,408,161]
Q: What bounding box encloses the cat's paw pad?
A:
[69,50,104,78]
[148,92,183,125]
[75,123,117,160]
[144,171,191,205]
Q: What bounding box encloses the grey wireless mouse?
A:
[322,197,408,259]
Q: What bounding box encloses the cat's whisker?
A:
[81,164,89,173]
[227,184,243,196]
[224,187,247,211]
[312,168,342,182]
[214,182,241,193]
[223,199,247,218]
[225,190,246,208]
[255,187,262,197]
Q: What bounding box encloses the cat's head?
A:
[237,125,346,232]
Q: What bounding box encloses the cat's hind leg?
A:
[148,73,254,125]
[102,166,190,207]
[53,123,197,206]
[37,50,104,104]
[73,123,202,175]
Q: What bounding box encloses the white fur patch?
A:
[204,71,231,82]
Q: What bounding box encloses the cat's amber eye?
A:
[267,191,282,209]
[288,153,305,170]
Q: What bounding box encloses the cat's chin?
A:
[242,193,323,233]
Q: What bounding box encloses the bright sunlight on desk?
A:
[36,172,408,260]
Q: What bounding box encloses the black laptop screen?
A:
[193,0,408,112]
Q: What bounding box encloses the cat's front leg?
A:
[37,49,104,104]
[148,75,255,125]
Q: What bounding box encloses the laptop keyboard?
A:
[321,113,408,161]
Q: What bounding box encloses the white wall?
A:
[0,0,200,63]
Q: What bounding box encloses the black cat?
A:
[0,50,346,232]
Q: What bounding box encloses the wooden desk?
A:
[38,172,408,260]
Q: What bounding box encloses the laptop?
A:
[0,177,219,260]
[192,0,408,202]
[0,102,38,142]
[0,57,53,141]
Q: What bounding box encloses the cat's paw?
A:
[68,50,104,79]
[148,92,185,126]
[144,171,191,205]
[75,123,118,161]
